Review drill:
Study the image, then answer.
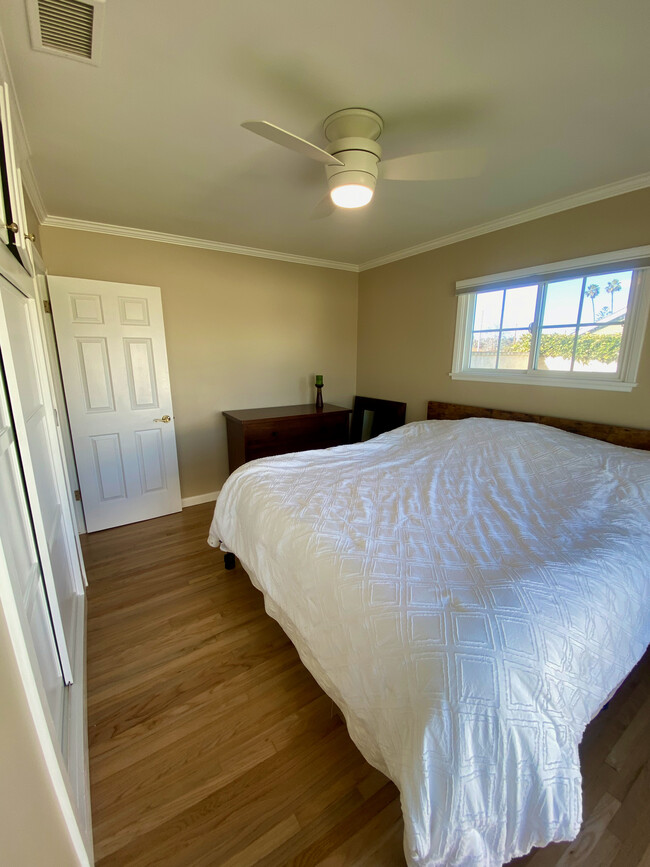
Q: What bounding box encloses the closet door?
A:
[33,259,87,538]
[0,82,32,275]
[0,349,65,735]
[0,275,82,682]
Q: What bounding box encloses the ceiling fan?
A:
[242,107,485,211]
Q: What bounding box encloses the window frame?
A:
[451,250,650,392]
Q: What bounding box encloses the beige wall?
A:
[358,187,650,428]
[0,605,84,866]
[39,227,358,498]
[35,186,650,501]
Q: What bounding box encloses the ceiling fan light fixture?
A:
[326,152,378,209]
[330,182,374,209]
[241,107,485,217]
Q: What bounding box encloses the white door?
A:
[0,354,66,737]
[49,277,182,532]
[33,255,88,538]
[0,277,82,682]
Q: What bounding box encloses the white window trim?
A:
[451,253,650,392]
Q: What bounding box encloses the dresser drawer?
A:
[244,413,347,454]
[223,404,351,473]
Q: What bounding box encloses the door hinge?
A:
[43,298,52,314]
[74,489,81,502]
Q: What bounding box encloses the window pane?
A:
[498,329,531,369]
[542,278,583,327]
[470,331,499,369]
[502,285,538,330]
[473,290,503,332]
[537,326,575,371]
[574,324,624,373]
[454,259,645,390]
[580,271,632,325]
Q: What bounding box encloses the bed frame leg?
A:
[224,552,236,570]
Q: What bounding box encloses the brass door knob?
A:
[153,414,171,423]
[5,221,18,233]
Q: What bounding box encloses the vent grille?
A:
[27,0,104,64]
[38,0,94,57]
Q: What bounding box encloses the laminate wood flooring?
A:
[84,502,650,866]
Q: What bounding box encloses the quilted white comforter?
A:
[208,418,650,866]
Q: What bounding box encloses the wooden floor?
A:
[84,502,650,867]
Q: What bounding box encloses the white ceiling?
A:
[1,0,649,268]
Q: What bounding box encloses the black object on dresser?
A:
[223,404,352,473]
[349,395,407,443]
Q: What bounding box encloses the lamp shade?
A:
[330,182,374,208]
[325,147,379,210]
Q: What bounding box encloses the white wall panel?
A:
[0,428,35,599]
[90,434,126,501]
[135,428,166,493]
[25,410,59,532]
[124,338,158,409]
[76,337,115,413]
[119,295,149,325]
[8,302,42,418]
[70,293,103,324]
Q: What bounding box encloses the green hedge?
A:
[510,332,621,363]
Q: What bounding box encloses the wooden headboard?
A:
[427,401,650,451]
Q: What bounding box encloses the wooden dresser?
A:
[223,403,352,473]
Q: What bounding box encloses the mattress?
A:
[208,418,650,866]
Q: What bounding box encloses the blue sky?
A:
[474,270,632,333]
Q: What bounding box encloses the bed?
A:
[208,402,650,867]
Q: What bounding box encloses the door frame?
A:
[31,249,88,541]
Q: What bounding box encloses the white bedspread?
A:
[208,419,650,866]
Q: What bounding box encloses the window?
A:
[451,248,650,391]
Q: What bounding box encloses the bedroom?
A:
[0,1,648,865]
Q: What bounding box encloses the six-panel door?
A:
[49,277,182,532]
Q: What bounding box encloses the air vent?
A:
[27,0,105,65]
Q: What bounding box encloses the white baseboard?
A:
[181,490,220,508]
[79,492,220,526]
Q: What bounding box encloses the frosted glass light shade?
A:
[330,184,374,209]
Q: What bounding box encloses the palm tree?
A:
[605,278,622,313]
[584,283,600,321]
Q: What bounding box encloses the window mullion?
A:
[495,290,506,368]
[463,294,476,369]
[528,284,545,372]
[569,277,587,372]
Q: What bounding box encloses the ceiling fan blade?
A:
[242,121,344,166]
[380,148,485,181]
[310,195,335,219]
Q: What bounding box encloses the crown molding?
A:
[2,11,649,276]
[358,171,650,272]
[36,175,650,276]
[40,216,360,272]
